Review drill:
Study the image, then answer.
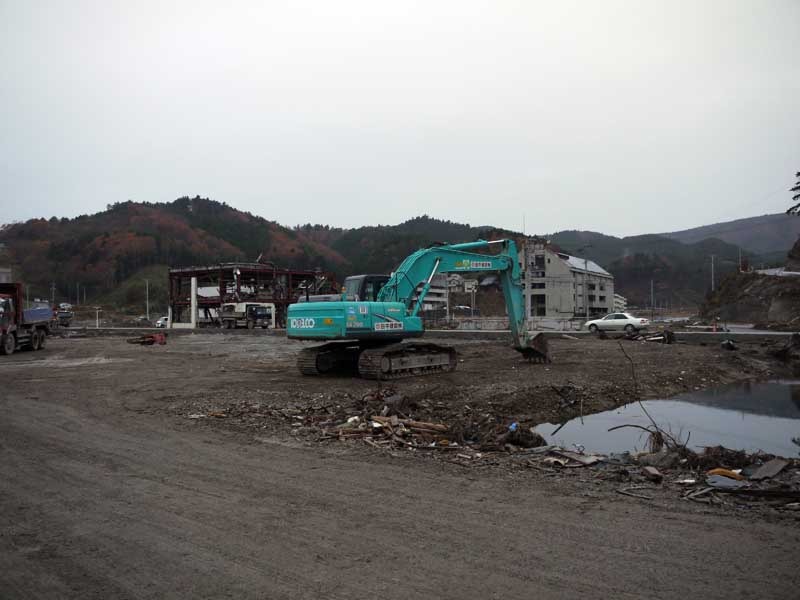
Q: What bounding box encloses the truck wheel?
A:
[1,333,15,356]
[30,330,41,351]
[38,330,47,350]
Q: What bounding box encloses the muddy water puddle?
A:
[534,380,800,457]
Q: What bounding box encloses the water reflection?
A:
[534,380,800,457]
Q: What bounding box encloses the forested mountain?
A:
[295,216,515,275]
[0,199,784,309]
[325,217,499,275]
[663,213,800,257]
[0,197,347,304]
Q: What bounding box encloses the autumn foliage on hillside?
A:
[0,197,348,302]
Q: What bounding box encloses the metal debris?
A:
[750,458,789,481]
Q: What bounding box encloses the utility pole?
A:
[584,257,589,319]
[524,240,531,326]
[471,287,476,318]
[576,244,592,320]
[650,279,654,321]
[445,279,449,325]
[711,255,715,292]
[76,283,80,306]
[145,279,150,321]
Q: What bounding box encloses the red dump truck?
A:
[0,283,51,355]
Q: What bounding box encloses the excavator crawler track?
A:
[357,342,458,380]
[297,342,361,376]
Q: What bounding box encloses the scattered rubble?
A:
[596,328,676,344]
[641,466,663,482]
[768,333,800,362]
[151,334,800,517]
[126,333,168,346]
[178,386,800,515]
[750,458,789,481]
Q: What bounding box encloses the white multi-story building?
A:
[613,293,628,312]
[520,238,615,321]
[413,273,448,312]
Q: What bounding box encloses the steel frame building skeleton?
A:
[168,262,335,328]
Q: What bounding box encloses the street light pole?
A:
[711,255,715,292]
[145,279,150,321]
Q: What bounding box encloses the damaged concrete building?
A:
[520,238,615,323]
[167,262,336,328]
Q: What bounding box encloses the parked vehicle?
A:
[0,283,51,355]
[56,307,73,327]
[221,302,275,329]
[155,316,169,328]
[584,312,650,334]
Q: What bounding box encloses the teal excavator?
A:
[286,239,549,379]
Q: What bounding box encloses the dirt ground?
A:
[1,333,799,599]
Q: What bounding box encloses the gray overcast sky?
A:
[1,0,798,236]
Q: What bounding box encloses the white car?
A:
[155,316,169,328]
[585,312,650,334]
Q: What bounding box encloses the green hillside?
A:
[0,201,782,310]
[0,197,348,305]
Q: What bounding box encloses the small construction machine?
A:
[286,239,548,379]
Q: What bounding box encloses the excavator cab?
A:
[343,275,390,302]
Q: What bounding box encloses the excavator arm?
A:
[377,239,531,350]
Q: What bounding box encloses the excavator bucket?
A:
[515,332,551,364]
